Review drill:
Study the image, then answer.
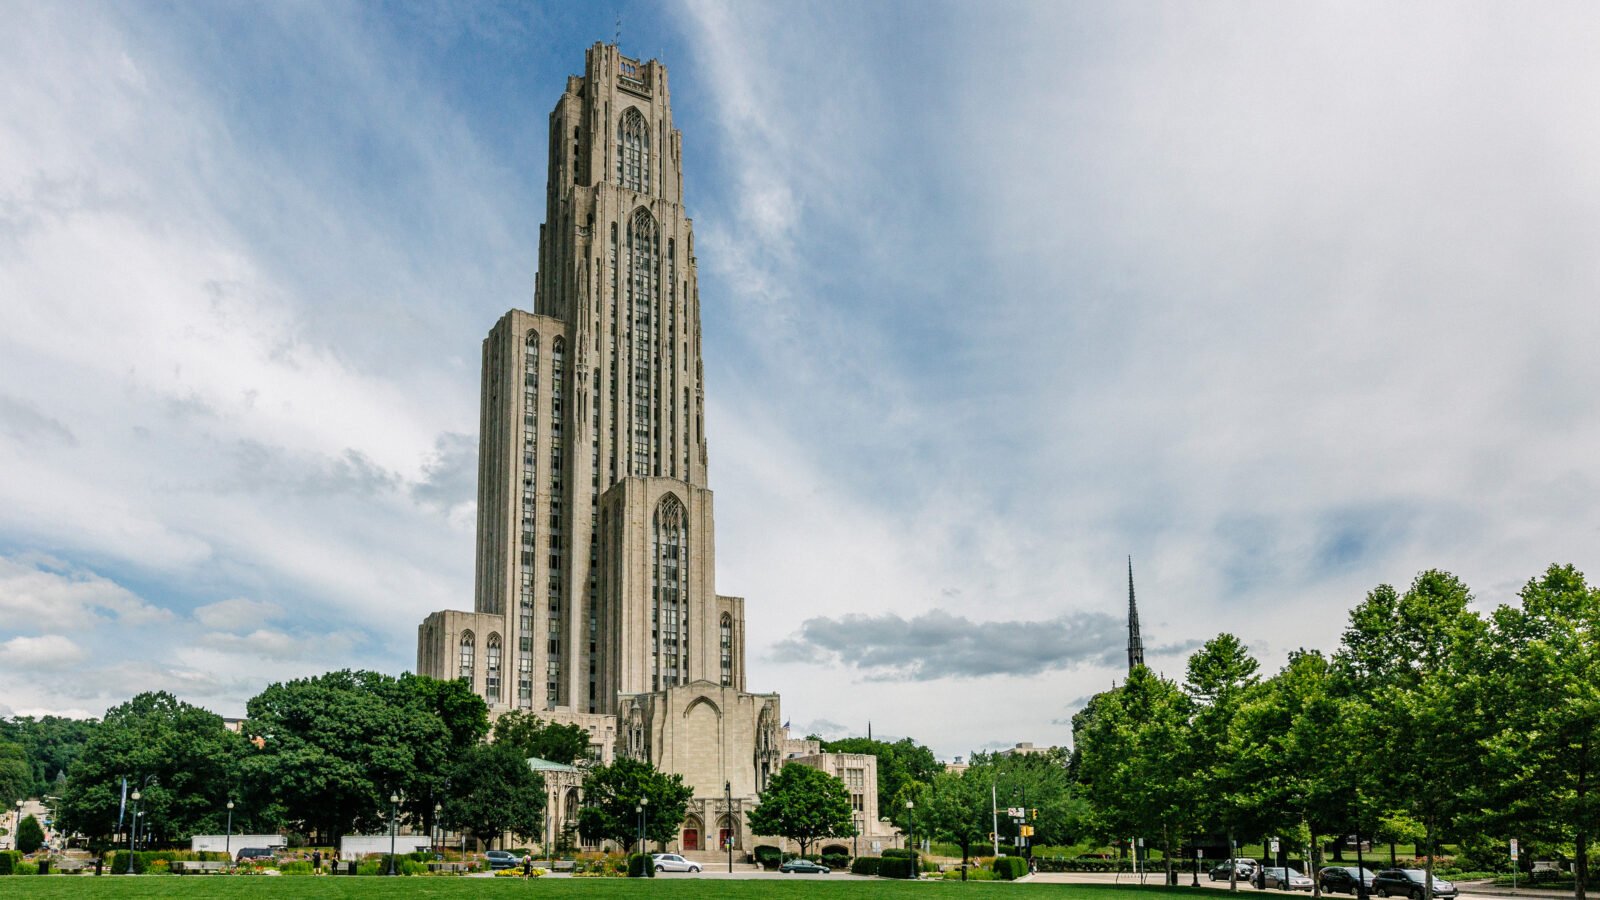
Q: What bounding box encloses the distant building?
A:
[996,742,1054,758]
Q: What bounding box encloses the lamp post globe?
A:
[434,802,442,856]
[388,794,400,876]
[905,800,915,879]
[225,800,235,860]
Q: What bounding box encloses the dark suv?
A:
[1373,869,1457,899]
[235,847,275,862]
[1320,866,1378,894]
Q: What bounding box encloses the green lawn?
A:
[0,878,1192,898]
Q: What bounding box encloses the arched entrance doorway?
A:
[716,814,740,851]
[681,814,703,852]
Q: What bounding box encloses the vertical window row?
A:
[485,633,502,702]
[519,331,540,708]
[652,495,689,690]
[627,208,659,478]
[720,614,732,686]
[547,337,567,705]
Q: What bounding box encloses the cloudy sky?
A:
[2,1,1598,759]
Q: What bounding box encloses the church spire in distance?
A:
[1127,556,1145,672]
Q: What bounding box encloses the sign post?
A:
[1510,839,1519,892]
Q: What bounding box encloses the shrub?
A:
[278,861,312,875]
[626,853,656,877]
[879,853,921,878]
[883,848,916,858]
[16,817,44,855]
[0,851,21,875]
[754,844,783,870]
[851,856,882,876]
[822,851,851,870]
[993,856,1029,880]
[943,864,996,880]
[14,862,36,876]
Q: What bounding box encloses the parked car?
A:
[485,849,524,870]
[235,847,275,863]
[1372,869,1458,899]
[651,853,702,873]
[1212,859,1260,881]
[1260,867,1314,891]
[778,858,832,874]
[1320,866,1378,894]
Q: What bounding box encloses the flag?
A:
[117,777,128,830]
[782,720,790,729]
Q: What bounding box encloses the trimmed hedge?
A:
[0,851,21,875]
[883,848,916,858]
[821,851,851,870]
[879,852,920,878]
[753,845,782,870]
[994,856,1029,880]
[626,853,656,877]
[851,856,882,876]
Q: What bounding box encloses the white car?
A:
[652,853,702,873]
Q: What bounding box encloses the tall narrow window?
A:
[652,494,688,688]
[720,614,733,686]
[616,108,649,193]
[485,633,502,702]
[627,208,659,477]
[459,631,476,688]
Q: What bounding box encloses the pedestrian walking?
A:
[313,850,322,874]
[523,854,534,878]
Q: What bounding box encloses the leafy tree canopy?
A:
[575,757,693,850]
[492,711,590,766]
[0,742,32,806]
[0,715,97,797]
[57,692,247,844]
[442,742,544,849]
[16,814,44,854]
[819,735,939,828]
[747,762,855,856]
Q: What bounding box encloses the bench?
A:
[53,860,89,874]
[553,860,576,872]
[1530,861,1562,882]
[171,860,228,875]
[427,862,472,874]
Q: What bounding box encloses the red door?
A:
[683,829,700,851]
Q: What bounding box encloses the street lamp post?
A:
[125,790,140,873]
[225,801,234,861]
[630,794,643,851]
[724,781,733,874]
[434,803,442,858]
[388,793,400,876]
[905,801,916,880]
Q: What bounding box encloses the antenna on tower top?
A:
[614,15,622,48]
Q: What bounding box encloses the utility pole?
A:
[991,781,999,858]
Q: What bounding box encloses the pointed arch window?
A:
[458,630,476,687]
[485,633,502,702]
[652,494,688,688]
[720,614,733,686]
[617,108,649,193]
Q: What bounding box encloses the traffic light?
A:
[988,832,997,842]
[1030,808,1038,820]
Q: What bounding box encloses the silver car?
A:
[651,853,702,873]
[1261,867,1314,891]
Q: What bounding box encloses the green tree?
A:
[1183,633,1263,890]
[1338,571,1484,899]
[1476,564,1600,900]
[56,692,248,844]
[0,742,31,807]
[240,670,461,844]
[492,711,590,765]
[16,814,44,854]
[0,715,98,796]
[575,757,693,850]
[393,673,490,837]
[747,762,855,856]
[820,735,939,829]
[441,742,545,849]
[1074,665,1194,881]
[924,767,992,862]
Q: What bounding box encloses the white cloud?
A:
[193,598,284,631]
[0,634,86,669]
[0,555,172,628]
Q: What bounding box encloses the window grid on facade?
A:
[459,630,475,688]
[652,494,688,688]
[547,337,566,705]
[519,331,540,708]
[720,613,732,686]
[485,633,502,702]
[617,108,649,194]
[627,208,659,478]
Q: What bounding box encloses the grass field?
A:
[0,878,1188,898]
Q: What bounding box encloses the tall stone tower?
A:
[418,43,747,720]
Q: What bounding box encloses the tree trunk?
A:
[1230,830,1238,893]
[1424,816,1435,900]
[1165,827,1174,886]
[1312,833,1322,898]
[1575,831,1588,900]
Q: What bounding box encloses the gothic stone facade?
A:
[416,42,872,856]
